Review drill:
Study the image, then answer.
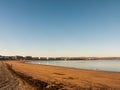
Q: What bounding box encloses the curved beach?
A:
[3,61,120,90]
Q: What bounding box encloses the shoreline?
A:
[26,60,120,73]
[4,61,120,89]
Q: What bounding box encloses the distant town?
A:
[0,55,120,60]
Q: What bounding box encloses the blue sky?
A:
[0,0,120,57]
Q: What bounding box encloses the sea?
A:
[26,60,120,72]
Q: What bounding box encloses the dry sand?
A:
[5,61,120,90]
[0,61,35,90]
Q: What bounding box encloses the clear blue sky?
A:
[0,0,120,57]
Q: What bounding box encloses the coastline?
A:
[4,61,120,89]
[26,60,120,73]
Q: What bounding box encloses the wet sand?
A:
[5,61,120,89]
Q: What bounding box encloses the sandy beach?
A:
[3,61,120,90]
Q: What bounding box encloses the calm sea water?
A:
[27,60,120,72]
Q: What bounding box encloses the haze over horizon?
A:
[0,0,120,57]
